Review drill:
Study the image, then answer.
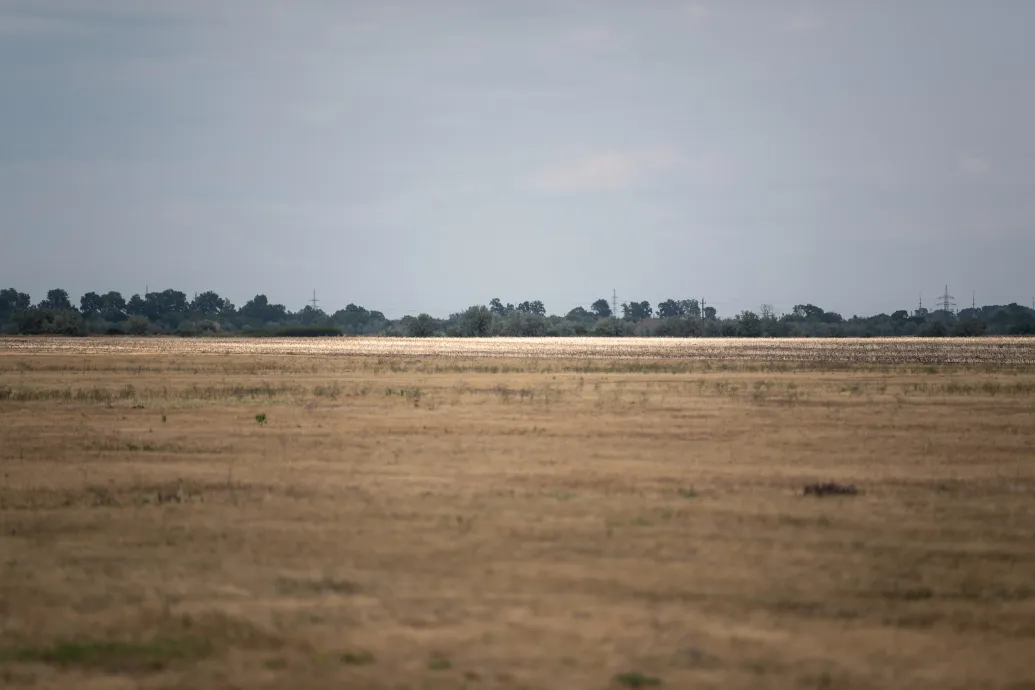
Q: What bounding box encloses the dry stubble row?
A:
[1,336,1034,364]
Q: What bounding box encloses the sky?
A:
[1,0,1033,319]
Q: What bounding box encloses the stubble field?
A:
[2,336,1034,689]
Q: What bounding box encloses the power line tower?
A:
[310,290,319,311]
[936,285,956,313]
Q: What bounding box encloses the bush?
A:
[493,312,547,337]
[918,321,948,337]
[177,319,222,337]
[15,309,88,336]
[452,305,492,337]
[653,317,700,338]
[262,325,342,337]
[196,319,221,334]
[125,316,152,335]
[592,317,627,337]
[177,322,199,337]
[406,314,438,338]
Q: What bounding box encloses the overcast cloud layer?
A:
[2,0,1033,317]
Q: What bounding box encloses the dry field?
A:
[4,335,1035,365]
[1,337,1035,690]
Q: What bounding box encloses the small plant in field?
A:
[255,413,267,425]
[341,651,375,665]
[161,412,167,423]
[427,656,452,671]
[0,637,211,671]
[678,487,697,499]
[803,482,858,497]
[614,671,662,687]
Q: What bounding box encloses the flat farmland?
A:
[1,337,1034,690]
[4,335,1035,364]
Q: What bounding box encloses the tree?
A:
[489,298,506,316]
[0,288,31,322]
[656,299,684,319]
[126,294,146,317]
[407,313,437,337]
[149,289,189,315]
[590,299,612,319]
[621,301,652,321]
[38,288,73,311]
[497,311,547,336]
[101,292,127,321]
[737,310,762,337]
[15,308,87,336]
[679,299,701,318]
[792,304,825,321]
[191,290,234,316]
[297,305,328,326]
[517,300,546,316]
[703,306,717,320]
[80,291,103,317]
[565,306,593,321]
[239,294,287,323]
[454,305,493,337]
[759,304,775,321]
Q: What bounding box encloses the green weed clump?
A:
[614,671,662,687]
[0,638,210,672]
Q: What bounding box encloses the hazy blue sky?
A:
[2,0,1033,318]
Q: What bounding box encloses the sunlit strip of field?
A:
[1,336,1034,364]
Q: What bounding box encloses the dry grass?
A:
[1,338,1034,689]
[2,334,1035,364]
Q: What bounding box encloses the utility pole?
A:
[612,289,618,319]
[937,285,956,313]
[918,291,922,313]
[310,290,319,310]
[701,297,706,318]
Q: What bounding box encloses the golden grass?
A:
[2,334,1035,364]
[1,339,1034,689]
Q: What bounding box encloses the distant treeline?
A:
[2,287,1034,338]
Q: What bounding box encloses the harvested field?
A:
[3,335,1035,364]
[1,338,1034,689]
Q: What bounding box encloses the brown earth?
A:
[1,343,1034,689]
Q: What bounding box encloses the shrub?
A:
[593,317,626,337]
[452,305,492,337]
[15,309,88,336]
[275,326,341,337]
[125,316,152,335]
[406,314,438,338]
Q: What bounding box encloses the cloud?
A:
[958,153,993,178]
[528,149,685,195]
[783,12,824,33]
